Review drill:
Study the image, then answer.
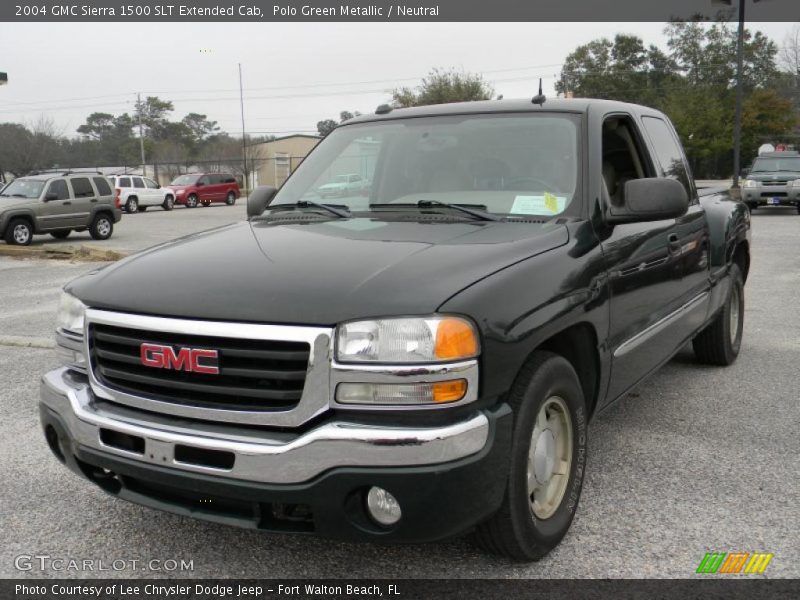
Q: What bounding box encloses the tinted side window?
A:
[211,174,225,184]
[70,177,95,198]
[223,175,236,183]
[144,178,159,189]
[47,179,70,200]
[641,116,692,197]
[198,175,210,185]
[118,177,131,188]
[133,177,145,188]
[93,177,112,196]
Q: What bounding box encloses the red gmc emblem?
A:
[140,343,220,375]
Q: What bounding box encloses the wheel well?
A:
[5,214,35,234]
[93,209,113,221]
[126,195,138,201]
[535,322,601,416]
[732,241,750,282]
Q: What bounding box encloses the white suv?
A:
[109,175,175,213]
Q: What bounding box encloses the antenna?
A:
[532,78,546,105]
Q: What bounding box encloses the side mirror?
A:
[45,192,59,201]
[605,178,688,224]
[247,186,278,219]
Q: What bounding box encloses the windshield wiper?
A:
[370,200,501,221]
[268,200,350,219]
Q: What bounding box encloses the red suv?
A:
[167,173,241,208]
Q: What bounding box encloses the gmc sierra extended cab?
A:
[41,98,750,561]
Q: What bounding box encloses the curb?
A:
[0,244,127,262]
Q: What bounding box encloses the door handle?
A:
[90,198,98,203]
[62,201,72,205]
[667,233,681,254]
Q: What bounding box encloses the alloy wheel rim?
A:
[729,285,741,344]
[97,219,111,236]
[13,224,30,244]
[527,395,573,520]
[129,199,137,211]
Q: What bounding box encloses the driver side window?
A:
[601,115,649,207]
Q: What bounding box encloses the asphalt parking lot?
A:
[1,203,798,578]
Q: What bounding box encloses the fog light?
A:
[366,487,402,526]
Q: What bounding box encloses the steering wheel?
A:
[504,177,558,193]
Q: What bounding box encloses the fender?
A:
[699,192,751,280]
[89,204,122,223]
[440,220,610,416]
[0,208,38,233]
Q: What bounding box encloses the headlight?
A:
[57,291,86,333]
[743,179,758,188]
[336,316,479,363]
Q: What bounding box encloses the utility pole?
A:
[731,1,746,189]
[238,63,248,196]
[137,93,147,178]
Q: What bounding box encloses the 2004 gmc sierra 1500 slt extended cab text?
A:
[41,98,750,561]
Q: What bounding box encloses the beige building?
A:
[252,134,321,188]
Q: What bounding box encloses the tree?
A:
[0,117,63,176]
[556,23,795,178]
[134,96,174,140]
[392,68,494,107]
[181,113,220,144]
[316,119,338,137]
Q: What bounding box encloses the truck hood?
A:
[748,171,800,182]
[67,218,568,325]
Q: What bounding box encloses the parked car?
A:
[42,98,750,561]
[109,175,176,213]
[166,173,240,208]
[317,173,367,198]
[741,151,800,213]
[1,171,121,245]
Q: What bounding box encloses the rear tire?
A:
[162,195,174,211]
[474,351,587,561]
[693,263,744,366]
[125,197,138,213]
[89,213,113,241]
[50,230,71,240]
[185,194,198,208]
[4,218,33,246]
[226,192,236,205]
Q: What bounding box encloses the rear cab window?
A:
[93,177,112,196]
[69,177,96,198]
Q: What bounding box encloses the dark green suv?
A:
[0,172,123,245]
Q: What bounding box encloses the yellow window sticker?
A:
[510,194,567,216]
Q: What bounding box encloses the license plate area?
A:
[770,197,782,205]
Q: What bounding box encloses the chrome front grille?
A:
[90,323,310,411]
[84,309,333,427]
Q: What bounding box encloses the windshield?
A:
[0,179,45,199]
[171,174,199,186]
[272,113,581,218]
[751,157,800,173]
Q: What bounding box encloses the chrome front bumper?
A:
[41,367,490,485]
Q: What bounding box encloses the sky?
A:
[0,21,796,138]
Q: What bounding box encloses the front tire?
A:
[5,218,33,246]
[162,195,174,211]
[185,194,198,208]
[226,192,236,205]
[693,263,744,365]
[475,351,587,561]
[89,213,113,240]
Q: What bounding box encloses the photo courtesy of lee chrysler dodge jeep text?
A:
[40,98,750,561]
